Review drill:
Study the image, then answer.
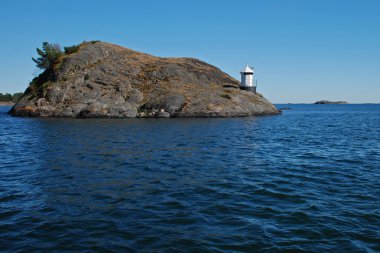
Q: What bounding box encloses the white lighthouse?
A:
[240,64,256,93]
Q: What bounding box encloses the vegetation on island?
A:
[29,43,70,98]
[30,42,80,97]
[29,41,99,98]
[32,42,63,72]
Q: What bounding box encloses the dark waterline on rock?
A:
[0,104,379,252]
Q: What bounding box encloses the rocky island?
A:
[10,41,279,118]
[314,100,348,104]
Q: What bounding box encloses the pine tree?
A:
[32,42,62,71]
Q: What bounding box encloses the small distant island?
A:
[9,41,279,118]
[314,100,348,104]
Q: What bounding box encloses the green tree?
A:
[0,93,13,102]
[64,44,80,54]
[32,42,62,71]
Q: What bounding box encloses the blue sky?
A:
[0,0,379,103]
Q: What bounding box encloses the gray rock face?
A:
[10,41,279,118]
[157,110,171,118]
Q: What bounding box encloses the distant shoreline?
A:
[0,102,14,106]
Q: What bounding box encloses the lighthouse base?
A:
[240,86,256,93]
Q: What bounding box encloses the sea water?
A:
[0,104,379,252]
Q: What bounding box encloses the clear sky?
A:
[0,0,379,103]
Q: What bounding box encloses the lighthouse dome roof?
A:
[240,64,254,73]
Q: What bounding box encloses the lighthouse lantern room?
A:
[240,64,256,93]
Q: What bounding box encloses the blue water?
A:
[0,104,379,252]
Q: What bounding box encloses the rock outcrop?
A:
[10,41,279,118]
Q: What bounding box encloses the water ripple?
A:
[0,105,380,252]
